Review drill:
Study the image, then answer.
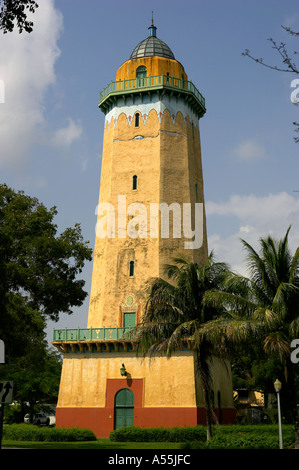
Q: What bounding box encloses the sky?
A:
[0,0,298,346]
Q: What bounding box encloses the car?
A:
[24,413,50,425]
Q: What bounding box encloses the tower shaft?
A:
[88,55,208,329]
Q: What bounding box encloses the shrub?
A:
[109,425,206,442]
[181,424,295,449]
[110,424,295,449]
[3,424,97,442]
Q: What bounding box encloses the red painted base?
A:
[56,378,236,438]
[56,406,236,438]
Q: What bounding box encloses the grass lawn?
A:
[2,439,182,449]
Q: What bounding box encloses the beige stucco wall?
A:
[116,56,187,82]
[57,352,234,409]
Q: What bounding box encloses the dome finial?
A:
[148,11,157,37]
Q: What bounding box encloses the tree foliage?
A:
[242,25,299,143]
[0,183,91,416]
[202,227,299,444]
[133,252,230,440]
[0,184,92,322]
[0,0,38,34]
[0,183,92,361]
[0,343,62,421]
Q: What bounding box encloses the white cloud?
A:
[232,139,267,161]
[282,13,299,29]
[206,192,299,275]
[52,118,83,147]
[0,0,63,169]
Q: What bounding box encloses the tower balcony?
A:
[52,327,193,355]
[99,74,206,119]
[52,326,137,354]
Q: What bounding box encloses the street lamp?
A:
[274,379,283,449]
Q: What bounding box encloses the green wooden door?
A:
[123,312,136,329]
[114,388,134,430]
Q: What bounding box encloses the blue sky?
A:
[0,0,298,344]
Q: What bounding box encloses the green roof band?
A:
[99,74,206,119]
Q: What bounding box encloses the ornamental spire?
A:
[148,11,157,37]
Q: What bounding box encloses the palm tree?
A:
[133,252,230,441]
[202,227,299,447]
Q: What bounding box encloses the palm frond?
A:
[288,316,299,339]
[166,320,198,356]
[163,254,190,280]
[241,238,274,303]
[289,246,299,285]
[197,315,260,356]
[203,290,256,317]
[252,307,280,331]
[271,282,299,320]
[263,331,291,362]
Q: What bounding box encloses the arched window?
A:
[132,175,138,190]
[135,113,140,127]
[129,261,135,277]
[136,66,146,89]
[136,66,147,80]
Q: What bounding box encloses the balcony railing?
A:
[53,326,135,343]
[99,74,206,110]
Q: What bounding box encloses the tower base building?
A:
[53,21,236,437]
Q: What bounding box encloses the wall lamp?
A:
[120,363,127,377]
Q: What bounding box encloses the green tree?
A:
[133,253,230,441]
[203,227,299,447]
[0,183,92,361]
[0,342,62,423]
[0,0,38,33]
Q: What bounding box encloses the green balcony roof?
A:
[52,326,137,354]
[99,74,206,119]
[52,326,192,354]
[53,326,135,343]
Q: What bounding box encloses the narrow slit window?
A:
[195,183,198,199]
[129,261,135,277]
[132,175,138,190]
[135,113,140,127]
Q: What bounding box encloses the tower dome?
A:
[130,21,175,60]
